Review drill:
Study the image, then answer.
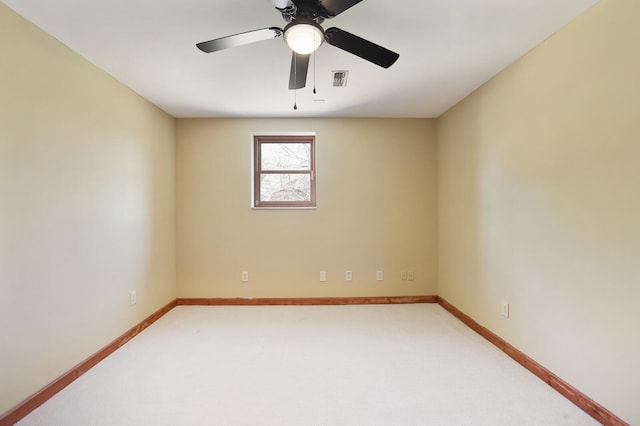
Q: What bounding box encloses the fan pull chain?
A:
[293,53,298,110]
[313,32,317,94]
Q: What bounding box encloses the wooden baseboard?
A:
[436,296,628,426]
[0,299,177,426]
[176,295,438,306]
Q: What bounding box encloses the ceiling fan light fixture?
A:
[284,22,324,54]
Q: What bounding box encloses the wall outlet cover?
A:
[501,300,510,318]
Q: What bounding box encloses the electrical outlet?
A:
[376,270,384,281]
[401,270,407,280]
[241,271,249,282]
[345,271,353,281]
[407,271,415,281]
[501,300,510,318]
[130,291,137,306]
[320,271,327,282]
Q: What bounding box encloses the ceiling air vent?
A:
[332,70,349,87]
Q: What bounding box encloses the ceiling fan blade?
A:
[325,27,399,68]
[196,27,283,53]
[313,0,363,17]
[288,52,310,89]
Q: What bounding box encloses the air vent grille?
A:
[332,70,349,87]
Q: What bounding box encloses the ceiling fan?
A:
[196,0,400,90]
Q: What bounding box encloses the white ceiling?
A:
[3,0,598,118]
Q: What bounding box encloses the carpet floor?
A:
[18,304,598,425]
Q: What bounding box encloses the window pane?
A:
[260,173,311,202]
[261,143,311,171]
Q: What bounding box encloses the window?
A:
[253,135,316,208]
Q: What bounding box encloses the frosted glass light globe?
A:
[285,23,323,55]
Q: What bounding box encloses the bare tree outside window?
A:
[253,135,316,208]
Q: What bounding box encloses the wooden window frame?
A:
[253,135,316,208]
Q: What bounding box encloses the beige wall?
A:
[176,118,437,298]
[0,4,176,415]
[436,0,639,423]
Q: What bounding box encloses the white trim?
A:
[251,207,317,210]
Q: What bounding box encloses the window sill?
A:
[251,206,317,210]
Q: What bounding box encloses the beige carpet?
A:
[19,304,598,425]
